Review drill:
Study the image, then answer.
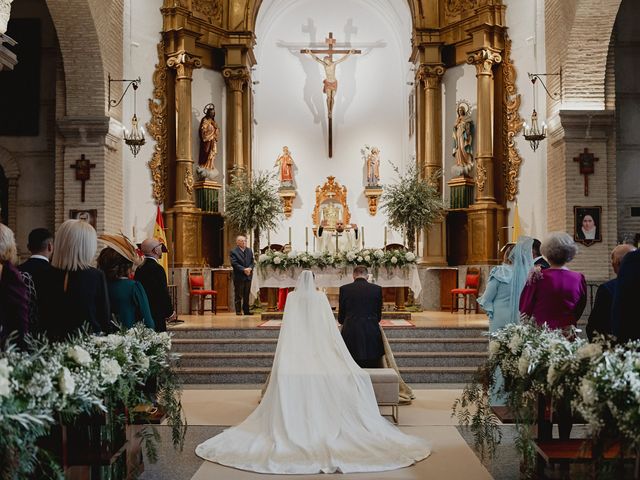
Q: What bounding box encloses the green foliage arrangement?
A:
[225,171,283,252]
[0,326,186,479]
[453,322,640,478]
[381,163,445,252]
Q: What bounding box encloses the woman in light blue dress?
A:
[478,236,534,405]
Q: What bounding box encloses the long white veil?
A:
[195,270,430,474]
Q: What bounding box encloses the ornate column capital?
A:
[467,48,502,76]
[223,66,250,92]
[166,51,202,78]
[416,64,446,90]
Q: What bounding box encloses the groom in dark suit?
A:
[338,266,384,368]
[230,235,254,315]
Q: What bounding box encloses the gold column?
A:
[417,64,447,266]
[467,48,501,204]
[166,50,203,267]
[465,47,506,264]
[223,67,250,176]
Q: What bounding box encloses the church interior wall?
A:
[122,0,163,242]
[503,0,547,240]
[252,0,413,250]
[0,0,58,258]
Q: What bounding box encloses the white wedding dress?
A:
[195,271,430,474]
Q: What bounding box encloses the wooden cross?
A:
[301,33,361,158]
[69,154,96,202]
[573,148,598,196]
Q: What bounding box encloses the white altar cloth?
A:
[250,265,422,300]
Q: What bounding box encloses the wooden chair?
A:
[450,267,481,313]
[188,269,217,315]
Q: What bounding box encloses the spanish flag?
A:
[153,206,169,280]
[512,201,521,242]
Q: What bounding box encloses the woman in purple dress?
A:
[519,231,587,440]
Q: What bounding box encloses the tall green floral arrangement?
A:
[225,170,283,253]
[381,163,445,252]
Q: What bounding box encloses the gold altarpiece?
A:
[148,0,524,268]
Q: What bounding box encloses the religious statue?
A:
[303,48,356,118]
[452,101,474,176]
[197,103,220,181]
[274,146,295,187]
[363,146,381,187]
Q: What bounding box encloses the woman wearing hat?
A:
[97,233,155,330]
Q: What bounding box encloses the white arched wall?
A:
[253,0,413,249]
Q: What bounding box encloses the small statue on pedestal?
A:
[451,101,474,177]
[361,145,381,187]
[197,103,220,181]
[274,146,295,188]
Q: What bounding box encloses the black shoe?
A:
[236,312,242,315]
[243,311,251,316]
[168,319,184,324]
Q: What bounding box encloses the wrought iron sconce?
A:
[523,69,562,152]
[108,74,145,157]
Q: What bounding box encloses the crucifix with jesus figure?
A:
[573,148,599,196]
[69,154,96,202]
[301,33,360,158]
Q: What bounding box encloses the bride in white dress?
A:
[195,271,430,474]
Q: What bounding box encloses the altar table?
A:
[250,265,422,302]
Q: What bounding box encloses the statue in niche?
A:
[274,146,295,188]
[197,103,220,181]
[452,101,474,177]
[362,145,381,187]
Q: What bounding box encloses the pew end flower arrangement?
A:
[452,322,640,477]
[0,326,186,479]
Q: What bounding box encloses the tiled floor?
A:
[170,311,488,330]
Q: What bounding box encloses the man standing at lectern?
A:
[230,235,254,316]
[338,266,384,368]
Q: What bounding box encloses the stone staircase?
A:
[171,325,488,384]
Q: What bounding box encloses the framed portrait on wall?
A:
[69,209,97,230]
[574,206,602,246]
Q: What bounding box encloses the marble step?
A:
[168,326,487,340]
[175,366,478,385]
[175,351,488,368]
[171,337,488,353]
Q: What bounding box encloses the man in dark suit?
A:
[338,266,384,368]
[18,228,54,294]
[230,235,254,315]
[532,238,550,269]
[587,244,635,340]
[612,247,640,342]
[134,238,176,332]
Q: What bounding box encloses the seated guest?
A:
[612,247,640,342]
[532,238,550,269]
[0,224,28,346]
[134,237,175,331]
[97,234,155,330]
[40,219,111,340]
[519,232,587,441]
[586,244,636,340]
[19,228,54,330]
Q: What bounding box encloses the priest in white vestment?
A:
[316,222,359,253]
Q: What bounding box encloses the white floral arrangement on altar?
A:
[454,322,640,475]
[257,248,417,272]
[0,326,185,478]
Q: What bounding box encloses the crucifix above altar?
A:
[301,33,361,158]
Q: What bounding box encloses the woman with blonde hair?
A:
[40,219,110,340]
[0,223,28,345]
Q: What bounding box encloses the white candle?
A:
[288,226,292,246]
[384,226,388,247]
[305,227,309,249]
[267,230,271,249]
[361,226,365,249]
[312,234,315,252]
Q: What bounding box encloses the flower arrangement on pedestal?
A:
[453,322,640,476]
[257,248,417,273]
[0,326,185,479]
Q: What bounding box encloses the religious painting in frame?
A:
[574,206,602,247]
[69,209,97,230]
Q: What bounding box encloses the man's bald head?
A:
[141,238,165,259]
[612,244,636,275]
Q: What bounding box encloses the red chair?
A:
[450,267,481,313]
[188,269,217,315]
